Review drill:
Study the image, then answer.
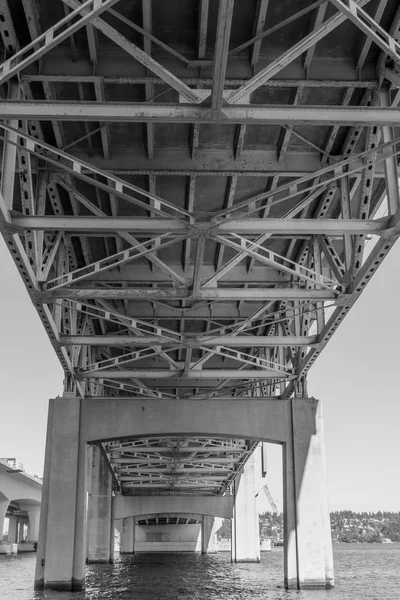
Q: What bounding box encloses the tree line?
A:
[217,511,400,543]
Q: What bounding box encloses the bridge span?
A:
[0,459,42,553]
[0,0,399,592]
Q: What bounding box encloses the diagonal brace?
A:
[62,0,202,103]
[328,0,400,67]
[55,176,186,285]
[44,234,188,290]
[0,0,122,86]
[212,233,344,292]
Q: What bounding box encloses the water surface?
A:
[1,544,399,600]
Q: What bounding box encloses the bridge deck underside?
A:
[1,0,400,495]
[104,436,257,496]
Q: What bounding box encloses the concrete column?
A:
[34,394,87,591]
[0,499,9,540]
[18,521,25,542]
[27,507,41,542]
[284,397,334,590]
[7,515,18,543]
[201,516,220,553]
[120,516,135,554]
[87,445,113,563]
[231,453,260,563]
[109,494,115,563]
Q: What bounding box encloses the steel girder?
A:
[1,0,400,408]
[1,101,400,125]
[103,436,257,496]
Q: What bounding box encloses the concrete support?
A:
[0,499,8,540]
[87,445,113,564]
[18,521,25,542]
[120,516,135,554]
[109,495,115,563]
[7,515,18,543]
[231,453,260,563]
[27,507,40,542]
[201,516,220,554]
[284,397,334,590]
[32,394,333,590]
[114,495,233,520]
[35,394,87,591]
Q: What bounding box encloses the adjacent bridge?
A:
[0,0,399,591]
[0,458,42,553]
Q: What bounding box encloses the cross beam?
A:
[59,335,318,347]
[1,101,400,125]
[9,216,391,235]
[77,369,293,380]
[39,288,339,301]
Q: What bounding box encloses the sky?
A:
[0,234,399,513]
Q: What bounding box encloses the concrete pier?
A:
[87,446,113,564]
[7,515,18,543]
[35,393,333,590]
[231,453,260,563]
[201,516,221,554]
[120,517,135,555]
[25,505,40,543]
[35,395,86,591]
[284,398,334,589]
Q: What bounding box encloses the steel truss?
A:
[1,0,400,493]
[103,436,257,496]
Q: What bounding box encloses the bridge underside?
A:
[0,0,399,593]
[0,0,399,404]
[105,436,257,496]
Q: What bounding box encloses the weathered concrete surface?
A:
[114,495,234,521]
[231,453,260,563]
[119,517,135,554]
[7,515,18,543]
[35,395,86,591]
[80,398,290,443]
[0,497,8,540]
[135,523,201,552]
[87,446,112,563]
[284,397,334,590]
[37,394,334,590]
[23,504,40,542]
[0,460,42,542]
[0,462,42,505]
[202,516,222,554]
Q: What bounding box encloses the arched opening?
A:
[1,497,40,553]
[36,394,333,591]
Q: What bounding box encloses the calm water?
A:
[1,545,399,600]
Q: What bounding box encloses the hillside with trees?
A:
[217,511,400,544]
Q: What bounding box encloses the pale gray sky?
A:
[0,235,399,511]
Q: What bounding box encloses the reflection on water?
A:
[1,544,400,600]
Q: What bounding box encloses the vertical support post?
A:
[0,499,9,541]
[34,394,86,591]
[35,397,55,587]
[87,445,113,563]
[109,494,115,563]
[7,516,18,542]
[19,521,26,542]
[201,516,216,553]
[231,452,260,562]
[26,507,41,543]
[120,516,135,554]
[284,396,334,590]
